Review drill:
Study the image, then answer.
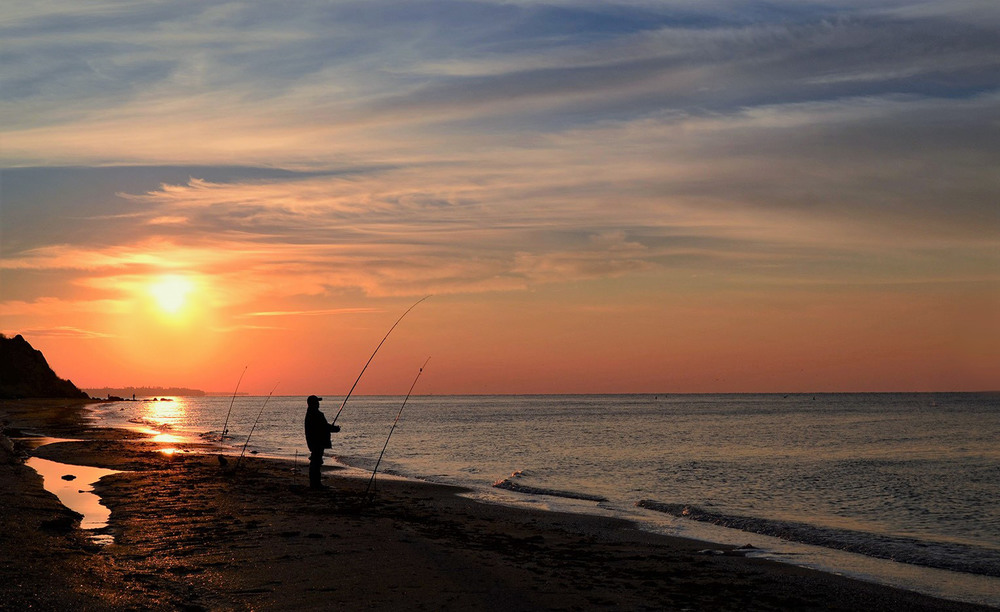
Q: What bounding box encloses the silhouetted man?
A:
[304,395,340,489]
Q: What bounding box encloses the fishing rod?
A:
[234,382,279,472]
[364,358,430,502]
[221,365,248,441]
[332,295,430,426]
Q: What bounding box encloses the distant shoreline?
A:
[82,387,208,398]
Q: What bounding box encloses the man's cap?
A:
[307,395,322,403]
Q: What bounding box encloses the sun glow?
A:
[149,275,194,315]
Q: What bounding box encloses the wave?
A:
[493,471,607,502]
[126,416,174,430]
[636,500,1000,578]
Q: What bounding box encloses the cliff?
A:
[0,334,89,399]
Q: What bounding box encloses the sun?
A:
[149,275,194,315]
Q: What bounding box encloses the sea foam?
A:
[637,499,1000,577]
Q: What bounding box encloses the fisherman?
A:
[304,395,341,489]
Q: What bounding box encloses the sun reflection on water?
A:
[129,397,198,451]
[151,432,183,444]
[139,396,188,430]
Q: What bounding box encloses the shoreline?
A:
[2,399,996,611]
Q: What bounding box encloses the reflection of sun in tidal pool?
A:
[148,275,194,315]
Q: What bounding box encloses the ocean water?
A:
[87,393,1000,606]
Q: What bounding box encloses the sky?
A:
[1,0,998,395]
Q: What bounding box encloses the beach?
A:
[1,399,995,611]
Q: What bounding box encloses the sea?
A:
[85,392,1000,607]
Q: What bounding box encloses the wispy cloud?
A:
[0,297,128,317]
[4,1,998,164]
[148,216,188,225]
[7,326,116,339]
[244,308,377,317]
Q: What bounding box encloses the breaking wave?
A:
[127,416,174,430]
[493,471,607,502]
[636,500,1000,578]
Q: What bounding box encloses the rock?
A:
[0,334,89,399]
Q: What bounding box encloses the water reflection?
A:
[130,397,193,447]
[139,396,188,431]
[25,456,120,544]
[150,432,182,444]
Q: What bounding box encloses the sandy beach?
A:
[1,399,995,611]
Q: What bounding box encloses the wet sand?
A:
[2,399,995,611]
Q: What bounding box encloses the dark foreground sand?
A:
[1,399,995,611]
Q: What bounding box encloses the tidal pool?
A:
[25,455,120,545]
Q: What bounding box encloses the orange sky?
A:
[8,274,996,395]
[2,2,998,394]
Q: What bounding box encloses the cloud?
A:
[2,1,997,301]
[148,216,188,225]
[6,85,997,301]
[209,324,287,333]
[4,1,998,165]
[7,326,116,339]
[0,297,128,317]
[0,239,240,271]
[244,308,377,317]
